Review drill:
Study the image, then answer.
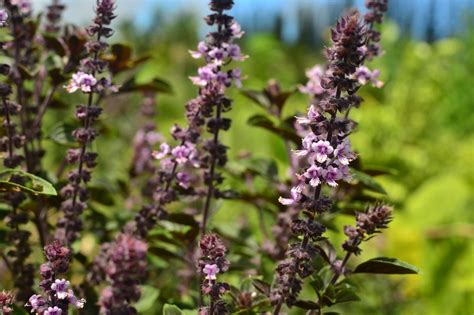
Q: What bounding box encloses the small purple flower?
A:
[171,145,191,164]
[296,105,321,125]
[68,290,86,309]
[216,71,231,87]
[176,172,191,189]
[334,141,355,165]
[294,133,316,157]
[65,72,97,93]
[208,47,228,65]
[304,165,323,187]
[51,278,70,300]
[0,10,8,27]
[230,68,242,88]
[353,66,384,88]
[26,294,45,312]
[338,164,352,183]
[312,140,334,163]
[279,185,303,206]
[203,264,219,281]
[190,65,217,87]
[299,65,325,95]
[189,41,208,59]
[44,306,62,315]
[224,43,247,61]
[152,143,170,160]
[323,166,342,187]
[230,21,244,38]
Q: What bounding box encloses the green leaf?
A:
[252,279,271,296]
[310,275,325,293]
[163,304,183,315]
[294,299,320,310]
[239,157,279,181]
[43,35,67,56]
[46,122,77,147]
[120,77,173,94]
[241,89,271,109]
[353,257,419,274]
[134,286,160,313]
[247,114,300,144]
[334,287,360,304]
[0,169,57,196]
[350,169,387,195]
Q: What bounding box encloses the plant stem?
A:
[200,101,222,236]
[2,96,14,160]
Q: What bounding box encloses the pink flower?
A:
[0,10,8,27]
[51,279,70,300]
[65,72,97,93]
[304,165,323,187]
[299,65,325,95]
[230,22,244,38]
[312,140,334,163]
[334,141,356,165]
[294,133,316,157]
[279,185,303,205]
[44,306,62,315]
[323,166,342,187]
[189,41,208,59]
[296,105,321,125]
[353,66,384,88]
[230,68,242,88]
[225,44,247,61]
[152,143,170,160]
[68,290,86,309]
[190,65,217,87]
[176,172,191,189]
[203,264,219,281]
[208,47,228,65]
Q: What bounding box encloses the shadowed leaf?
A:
[353,257,419,274]
[0,169,57,196]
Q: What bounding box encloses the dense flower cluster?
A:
[56,0,117,244]
[198,234,230,315]
[26,241,85,315]
[351,0,389,87]
[98,233,148,315]
[0,291,14,315]
[272,11,373,311]
[364,0,389,60]
[343,204,393,255]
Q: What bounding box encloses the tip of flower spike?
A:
[209,0,234,11]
